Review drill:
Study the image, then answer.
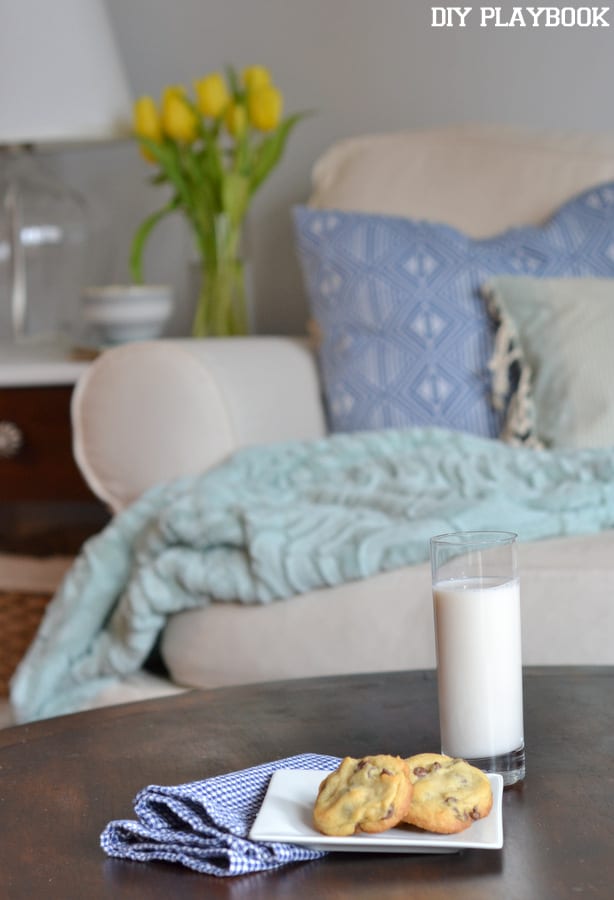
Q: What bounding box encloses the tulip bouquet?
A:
[131,66,304,336]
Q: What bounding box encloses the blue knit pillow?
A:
[293,182,614,437]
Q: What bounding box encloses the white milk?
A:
[433,576,524,759]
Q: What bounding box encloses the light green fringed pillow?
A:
[483,276,614,449]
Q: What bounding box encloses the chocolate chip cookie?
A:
[402,753,493,834]
[313,754,413,836]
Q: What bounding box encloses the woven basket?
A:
[0,591,51,696]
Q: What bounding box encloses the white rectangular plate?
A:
[250,769,503,854]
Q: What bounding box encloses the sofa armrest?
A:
[72,337,327,513]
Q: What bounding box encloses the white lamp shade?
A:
[0,0,132,146]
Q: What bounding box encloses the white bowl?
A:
[81,284,174,343]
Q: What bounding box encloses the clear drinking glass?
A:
[430,531,525,786]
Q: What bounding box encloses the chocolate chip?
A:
[470,807,481,820]
[381,768,393,776]
[413,766,428,777]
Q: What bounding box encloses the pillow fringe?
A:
[484,284,543,448]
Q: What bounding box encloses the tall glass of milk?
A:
[430,531,525,786]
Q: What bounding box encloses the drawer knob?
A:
[0,420,24,458]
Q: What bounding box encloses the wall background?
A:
[24,0,614,335]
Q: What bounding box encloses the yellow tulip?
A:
[133,95,162,141]
[242,65,271,93]
[194,72,229,118]
[133,96,162,163]
[247,84,283,132]
[225,101,248,137]
[161,88,198,143]
[162,85,185,104]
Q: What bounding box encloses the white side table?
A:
[0,340,90,388]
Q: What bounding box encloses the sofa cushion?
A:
[161,531,614,689]
[309,126,614,237]
[485,276,614,448]
[293,181,614,437]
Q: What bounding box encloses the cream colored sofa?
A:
[65,126,614,706]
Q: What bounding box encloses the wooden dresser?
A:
[0,342,110,554]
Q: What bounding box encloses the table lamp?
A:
[0,0,132,344]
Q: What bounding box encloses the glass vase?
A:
[191,213,248,338]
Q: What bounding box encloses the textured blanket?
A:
[11,427,614,722]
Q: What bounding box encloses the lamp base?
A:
[0,147,87,343]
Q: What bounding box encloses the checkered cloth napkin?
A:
[100,753,340,877]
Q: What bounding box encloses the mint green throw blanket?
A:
[11,427,614,722]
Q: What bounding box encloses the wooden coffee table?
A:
[1,667,611,899]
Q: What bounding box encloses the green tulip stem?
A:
[129,201,178,284]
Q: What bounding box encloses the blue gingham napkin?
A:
[100,753,340,877]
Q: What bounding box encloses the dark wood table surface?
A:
[1,667,612,899]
